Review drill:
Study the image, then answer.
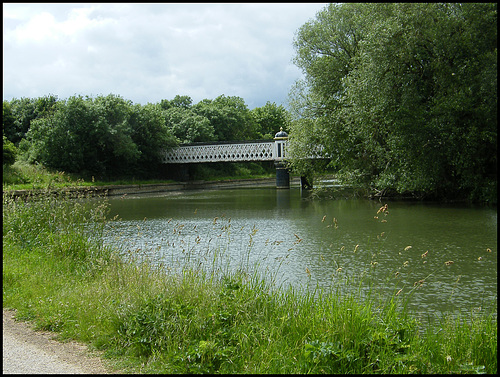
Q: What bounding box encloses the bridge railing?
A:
[161,140,279,163]
[161,139,325,164]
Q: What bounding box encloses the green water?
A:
[104,187,497,320]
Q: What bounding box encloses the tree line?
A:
[288,3,496,202]
[3,94,290,179]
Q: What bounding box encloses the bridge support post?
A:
[300,175,313,190]
[275,162,290,189]
[274,127,290,189]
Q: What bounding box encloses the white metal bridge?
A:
[160,130,322,188]
[161,140,288,164]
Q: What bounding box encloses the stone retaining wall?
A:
[5,177,301,199]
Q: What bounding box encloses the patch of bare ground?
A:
[3,309,121,374]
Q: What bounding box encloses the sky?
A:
[3,3,327,109]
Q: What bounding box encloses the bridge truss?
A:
[162,141,284,164]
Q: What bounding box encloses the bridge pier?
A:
[274,128,290,189]
[300,175,313,190]
[275,162,290,189]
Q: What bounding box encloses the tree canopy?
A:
[4,92,287,179]
[288,3,497,202]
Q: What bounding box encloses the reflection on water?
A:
[103,187,497,321]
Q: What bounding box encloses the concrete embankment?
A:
[5,177,302,199]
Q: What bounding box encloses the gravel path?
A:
[3,309,116,374]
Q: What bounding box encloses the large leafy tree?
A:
[287,3,370,180]
[24,94,140,177]
[2,101,16,141]
[251,101,291,139]
[5,95,59,145]
[164,106,215,143]
[193,95,258,141]
[288,3,497,201]
[160,94,194,111]
[129,103,178,175]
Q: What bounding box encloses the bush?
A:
[3,136,17,166]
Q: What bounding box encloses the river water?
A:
[102,186,497,322]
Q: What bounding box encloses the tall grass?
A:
[3,161,177,191]
[3,191,497,374]
[3,160,82,189]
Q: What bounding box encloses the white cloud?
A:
[3,3,327,108]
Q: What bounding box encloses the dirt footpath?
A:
[3,309,116,374]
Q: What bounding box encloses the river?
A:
[102,186,497,322]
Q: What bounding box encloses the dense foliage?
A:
[288,3,497,202]
[3,136,17,166]
[3,93,288,180]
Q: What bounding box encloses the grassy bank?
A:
[3,161,179,191]
[3,160,275,192]
[3,191,497,374]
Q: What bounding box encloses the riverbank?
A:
[3,191,496,374]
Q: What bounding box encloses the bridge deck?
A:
[162,140,284,163]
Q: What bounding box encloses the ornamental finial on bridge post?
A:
[274,127,288,140]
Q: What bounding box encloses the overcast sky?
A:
[3,3,327,109]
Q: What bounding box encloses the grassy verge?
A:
[3,161,274,192]
[3,191,497,374]
[3,161,179,191]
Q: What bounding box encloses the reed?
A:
[3,191,497,374]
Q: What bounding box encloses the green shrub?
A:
[3,136,17,166]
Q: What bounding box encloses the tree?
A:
[6,95,59,145]
[193,95,258,141]
[288,3,372,181]
[251,101,291,139]
[23,94,141,177]
[164,107,215,143]
[288,3,497,201]
[3,136,17,166]
[129,103,178,170]
[160,95,193,110]
[2,101,16,142]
